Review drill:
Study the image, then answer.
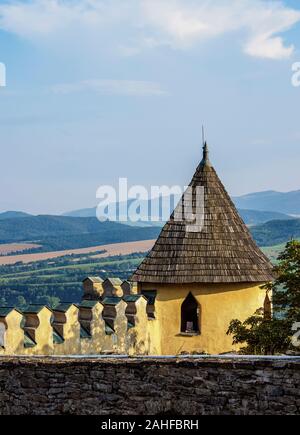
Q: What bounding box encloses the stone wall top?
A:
[0,355,300,369]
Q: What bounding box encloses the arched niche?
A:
[181,292,200,334]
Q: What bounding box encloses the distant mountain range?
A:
[233,190,300,215]
[2,188,299,223]
[64,204,292,226]
[0,207,292,227]
[2,189,299,221]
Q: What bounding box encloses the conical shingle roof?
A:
[132,143,274,284]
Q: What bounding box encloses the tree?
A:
[227,240,300,355]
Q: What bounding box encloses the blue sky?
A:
[0,0,300,214]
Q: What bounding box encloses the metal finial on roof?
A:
[201,141,211,166]
[200,125,210,166]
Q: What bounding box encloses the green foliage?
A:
[272,239,300,322]
[227,240,300,355]
[227,309,290,355]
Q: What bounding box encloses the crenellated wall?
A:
[0,292,157,356]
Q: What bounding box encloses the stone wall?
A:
[0,356,299,415]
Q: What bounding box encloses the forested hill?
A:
[250,218,300,247]
[0,216,160,251]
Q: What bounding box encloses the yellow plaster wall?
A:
[140,282,266,355]
[79,303,109,354]
[53,305,81,355]
[23,308,54,356]
[146,317,161,355]
[127,298,149,355]
[102,284,123,298]
[113,301,128,354]
[83,280,104,300]
[114,286,124,297]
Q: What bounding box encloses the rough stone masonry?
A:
[0,356,299,415]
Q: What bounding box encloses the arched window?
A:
[181,292,200,334]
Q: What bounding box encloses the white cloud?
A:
[52,79,168,96]
[0,0,299,60]
[142,0,300,59]
[245,35,293,59]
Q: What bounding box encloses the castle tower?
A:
[132,142,274,355]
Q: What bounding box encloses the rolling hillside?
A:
[0,216,161,251]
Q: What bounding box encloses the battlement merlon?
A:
[82,277,137,300]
